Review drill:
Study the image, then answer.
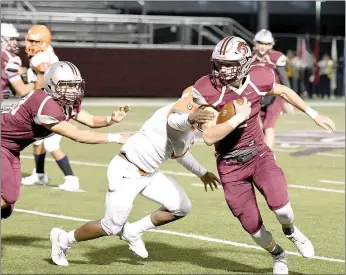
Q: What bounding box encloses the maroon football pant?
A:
[260,96,285,130]
[217,147,289,234]
[1,147,21,219]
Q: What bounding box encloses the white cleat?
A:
[50,228,69,267]
[120,222,148,258]
[286,226,315,258]
[58,176,80,192]
[272,251,288,274]
[21,169,48,185]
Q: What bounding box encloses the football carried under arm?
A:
[269,84,336,132]
[74,106,130,128]
[201,98,252,146]
[44,120,127,144]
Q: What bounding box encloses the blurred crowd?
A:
[285,50,344,99]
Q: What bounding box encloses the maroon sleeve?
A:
[270,50,286,66]
[35,97,66,125]
[250,66,276,93]
[193,75,210,92]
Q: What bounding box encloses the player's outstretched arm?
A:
[73,106,130,128]
[201,98,252,146]
[175,151,220,191]
[44,120,127,144]
[269,84,336,132]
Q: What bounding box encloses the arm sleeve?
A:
[276,66,291,88]
[175,151,207,177]
[167,112,191,131]
[167,86,197,131]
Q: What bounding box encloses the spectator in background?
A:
[286,50,298,93]
[317,53,333,99]
[337,56,345,97]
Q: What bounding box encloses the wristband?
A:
[108,133,121,143]
[227,114,246,129]
[305,106,319,120]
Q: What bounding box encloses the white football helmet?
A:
[254,29,274,44]
[253,29,275,56]
[44,61,85,110]
[1,23,20,53]
[211,36,252,84]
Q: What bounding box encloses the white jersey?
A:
[121,103,195,174]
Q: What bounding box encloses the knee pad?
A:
[100,216,124,236]
[33,140,43,146]
[43,134,62,152]
[274,202,294,225]
[170,197,192,217]
[251,224,275,251]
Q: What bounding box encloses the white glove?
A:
[26,68,37,83]
[30,51,51,72]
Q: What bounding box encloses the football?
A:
[216,98,244,124]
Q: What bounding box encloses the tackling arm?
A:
[74,109,111,128]
[44,121,127,144]
[175,151,207,177]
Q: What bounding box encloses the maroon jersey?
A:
[1,89,73,153]
[193,65,275,157]
[1,50,22,95]
[252,50,286,84]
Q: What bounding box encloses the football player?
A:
[163,36,332,274]
[48,87,234,266]
[1,61,130,220]
[1,23,41,98]
[252,29,295,150]
[21,25,81,192]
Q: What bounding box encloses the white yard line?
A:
[192,183,344,194]
[316,153,345,158]
[319,180,345,185]
[13,208,345,264]
[21,155,344,193]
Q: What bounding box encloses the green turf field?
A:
[2,101,345,274]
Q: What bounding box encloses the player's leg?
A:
[1,148,22,219]
[21,140,48,185]
[220,162,288,275]
[49,155,149,266]
[121,172,192,258]
[262,97,285,151]
[252,148,314,259]
[44,134,79,191]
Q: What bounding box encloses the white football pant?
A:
[101,155,191,236]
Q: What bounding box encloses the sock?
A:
[34,153,46,174]
[270,244,284,256]
[67,231,77,246]
[131,215,156,235]
[58,230,76,247]
[283,225,295,236]
[56,156,74,176]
